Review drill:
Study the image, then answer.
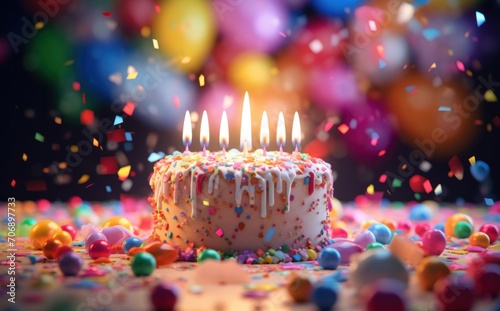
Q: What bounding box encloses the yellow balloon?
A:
[228,52,275,91]
[52,230,73,246]
[153,0,216,72]
[29,220,62,249]
[102,216,134,232]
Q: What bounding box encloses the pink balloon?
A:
[217,0,289,52]
[327,241,363,264]
[102,226,134,247]
[118,0,156,33]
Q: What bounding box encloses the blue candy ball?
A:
[311,280,339,311]
[434,222,445,233]
[317,248,341,270]
[367,223,393,245]
[122,237,143,254]
[470,160,490,182]
[408,204,432,221]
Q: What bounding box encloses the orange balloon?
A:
[52,230,73,246]
[42,238,63,260]
[102,216,134,232]
[444,213,474,237]
[29,220,62,249]
[144,242,179,266]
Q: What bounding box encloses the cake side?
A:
[149,150,334,253]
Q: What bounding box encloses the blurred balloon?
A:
[117,0,156,34]
[227,52,275,92]
[385,73,479,158]
[279,0,310,10]
[308,63,364,111]
[310,0,366,18]
[274,50,309,97]
[24,27,73,83]
[210,38,248,79]
[153,0,217,72]
[425,0,482,11]
[217,0,289,52]
[289,18,348,68]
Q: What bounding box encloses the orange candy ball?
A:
[42,238,63,260]
[53,230,73,246]
[102,216,134,232]
[416,256,451,291]
[444,213,474,237]
[29,220,62,249]
[381,219,397,232]
[469,232,490,248]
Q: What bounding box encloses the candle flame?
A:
[240,92,252,151]
[276,111,286,148]
[260,111,270,148]
[292,111,301,149]
[219,110,229,149]
[200,110,209,148]
[182,110,192,147]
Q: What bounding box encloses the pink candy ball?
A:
[88,240,111,260]
[415,223,431,237]
[61,224,77,241]
[396,221,412,234]
[331,227,348,238]
[85,231,107,253]
[479,224,499,244]
[421,229,446,256]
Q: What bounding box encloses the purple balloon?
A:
[85,231,107,253]
[217,0,289,52]
[327,241,363,264]
[353,230,377,249]
[102,226,134,247]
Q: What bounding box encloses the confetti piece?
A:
[349,119,358,129]
[78,174,90,184]
[215,228,224,237]
[378,150,386,157]
[152,38,159,49]
[125,132,132,141]
[114,115,123,125]
[54,116,62,125]
[456,60,465,72]
[392,178,402,188]
[405,85,417,94]
[117,166,131,181]
[337,124,349,134]
[35,22,44,30]
[366,184,374,195]
[80,109,94,126]
[434,184,442,195]
[428,62,437,72]
[397,3,414,24]
[484,89,497,102]
[324,121,335,132]
[199,74,205,87]
[99,156,118,175]
[264,227,276,243]
[109,72,123,85]
[448,155,464,180]
[468,156,476,165]
[476,11,485,27]
[279,31,287,38]
[181,56,191,64]
[485,198,494,206]
[10,180,16,187]
[126,71,138,80]
[423,179,432,193]
[106,186,111,192]
[223,95,233,109]
[419,161,432,172]
[72,81,81,91]
[35,132,44,142]
[102,12,112,17]
[173,96,181,108]
[379,59,387,69]
[123,102,135,116]
[309,39,323,54]
[422,28,441,41]
[376,45,384,58]
[22,153,28,161]
[379,174,387,183]
[368,20,377,32]
[438,106,451,111]
[107,129,126,142]
[148,152,166,162]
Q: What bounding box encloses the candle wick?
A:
[279,143,283,157]
[185,144,189,153]
[202,144,206,156]
[294,144,298,154]
[263,145,267,157]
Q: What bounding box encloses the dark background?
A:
[2,0,500,205]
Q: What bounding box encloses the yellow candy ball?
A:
[29,220,62,249]
[52,230,73,246]
[361,219,378,230]
[307,249,318,261]
[469,232,490,248]
[445,213,474,237]
[102,216,134,232]
[415,256,451,291]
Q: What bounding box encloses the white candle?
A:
[219,110,229,154]
[276,111,286,155]
[292,111,301,153]
[260,111,270,156]
[200,110,209,156]
[240,91,252,155]
[182,110,192,153]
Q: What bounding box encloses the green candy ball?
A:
[18,217,38,237]
[131,252,156,276]
[454,221,473,238]
[197,249,221,262]
[365,242,386,251]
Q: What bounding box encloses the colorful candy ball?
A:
[55,245,73,259]
[469,232,490,248]
[479,224,499,244]
[317,248,341,270]
[102,216,134,232]
[84,231,107,253]
[29,220,62,249]
[151,282,179,311]
[123,237,143,254]
[415,223,431,237]
[421,229,447,256]
[409,204,432,221]
[42,238,63,260]
[434,274,475,311]
[88,240,111,260]
[366,242,385,251]
[311,279,338,311]
[367,223,393,245]
[362,279,407,311]
[287,274,313,303]
[445,213,474,237]
[60,224,77,240]
[197,249,221,262]
[415,256,451,291]
[18,217,37,237]
[58,251,84,276]
[396,220,412,234]
[131,252,156,276]
[454,221,473,239]
[52,230,73,246]
[474,263,500,299]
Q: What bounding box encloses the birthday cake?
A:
[149,149,334,253]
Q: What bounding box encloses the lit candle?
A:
[182,110,192,153]
[292,111,301,153]
[260,111,269,156]
[219,110,229,154]
[276,111,286,155]
[240,91,252,155]
[200,110,209,156]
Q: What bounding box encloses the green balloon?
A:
[131,252,156,276]
[454,221,472,238]
[197,249,221,262]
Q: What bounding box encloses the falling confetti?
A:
[264,227,276,243]
[484,89,497,102]
[337,124,349,134]
[78,175,90,184]
[434,184,443,195]
[438,106,451,111]
[476,11,485,27]
[456,60,465,72]
[152,38,159,49]
[148,152,165,162]
[117,165,131,181]
[102,12,112,17]
[199,74,205,87]
[35,132,45,142]
[10,180,16,187]
[422,28,441,41]
[114,115,123,125]
[448,155,464,180]
[379,59,387,69]
[123,102,135,116]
